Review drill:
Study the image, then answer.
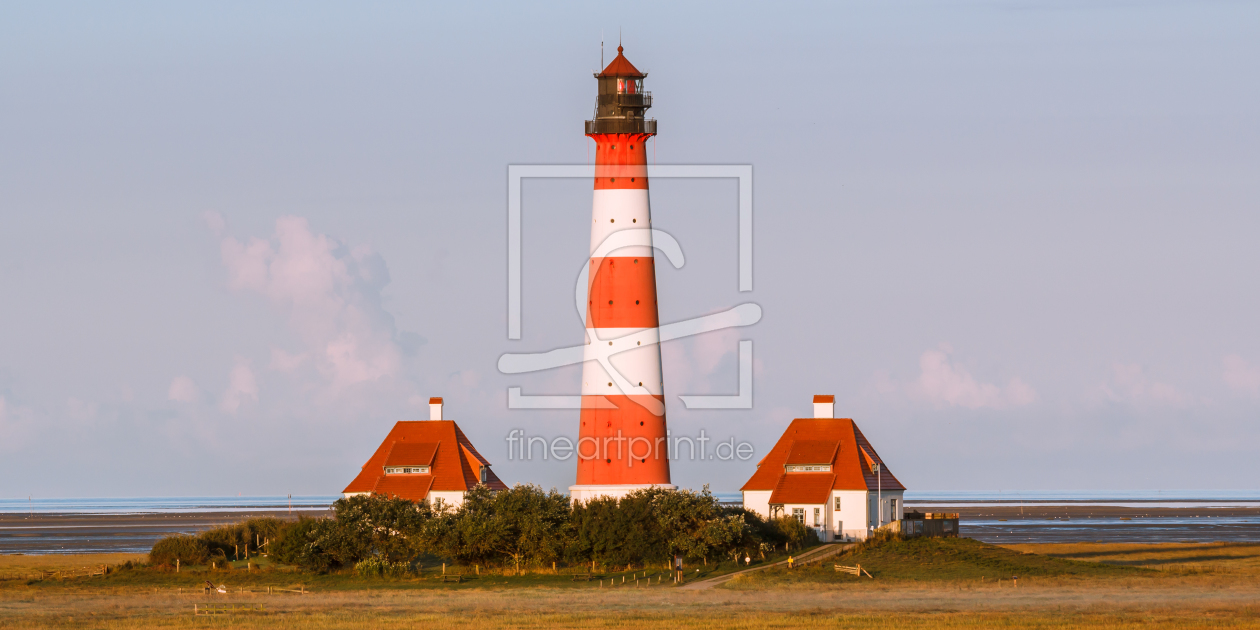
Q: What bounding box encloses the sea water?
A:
[2,491,1258,553]
[0,496,339,514]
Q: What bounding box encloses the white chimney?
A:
[429,397,444,421]
[813,395,834,419]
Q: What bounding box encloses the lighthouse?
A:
[569,46,676,503]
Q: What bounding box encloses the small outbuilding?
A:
[342,397,507,508]
[740,395,905,542]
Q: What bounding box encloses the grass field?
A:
[1002,541,1260,574]
[0,554,146,580]
[3,540,1259,628]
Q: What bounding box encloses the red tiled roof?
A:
[343,420,508,502]
[383,442,437,467]
[598,46,645,78]
[373,475,434,501]
[768,472,835,504]
[784,440,840,465]
[740,418,905,499]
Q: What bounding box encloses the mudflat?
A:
[0,510,324,555]
[920,503,1260,544]
[4,502,1259,555]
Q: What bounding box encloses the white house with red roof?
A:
[342,398,507,508]
[740,396,905,542]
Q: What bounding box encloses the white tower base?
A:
[569,483,677,504]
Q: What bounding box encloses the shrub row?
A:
[148,517,288,567]
[151,485,817,573]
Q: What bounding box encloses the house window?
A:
[386,466,430,475]
[792,508,804,524]
[813,508,821,526]
[479,466,488,484]
[834,496,842,511]
[891,498,898,519]
[785,464,832,472]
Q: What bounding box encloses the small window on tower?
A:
[834,496,842,511]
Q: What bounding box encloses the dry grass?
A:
[4,544,1260,628]
[1001,542,1260,576]
[0,554,146,580]
[1,586,1258,628]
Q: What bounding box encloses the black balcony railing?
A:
[615,91,652,108]
[585,119,657,135]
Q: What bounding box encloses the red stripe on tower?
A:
[570,45,675,503]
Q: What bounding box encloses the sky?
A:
[1,1,1258,498]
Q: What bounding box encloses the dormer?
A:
[382,442,437,476]
[783,440,840,473]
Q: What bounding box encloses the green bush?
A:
[354,556,410,578]
[148,486,791,574]
[149,535,209,566]
[429,484,571,572]
[771,515,818,552]
[199,517,286,560]
[568,486,763,567]
[272,516,322,565]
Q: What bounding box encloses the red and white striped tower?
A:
[569,46,675,502]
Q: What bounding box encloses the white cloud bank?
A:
[1102,363,1192,407]
[168,376,200,403]
[912,345,1038,409]
[218,215,419,389]
[1223,354,1260,396]
[219,358,258,414]
[872,345,1037,410]
[0,396,36,451]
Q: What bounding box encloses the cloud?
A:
[202,211,227,236]
[661,327,742,396]
[1223,355,1260,396]
[269,348,308,373]
[219,216,418,388]
[0,396,36,452]
[911,345,1038,410]
[1103,363,1192,407]
[219,358,258,414]
[168,376,200,403]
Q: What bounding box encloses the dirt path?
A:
[679,543,850,590]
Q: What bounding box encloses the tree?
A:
[771,515,816,552]
[293,494,435,571]
[490,484,571,573]
[650,485,738,565]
